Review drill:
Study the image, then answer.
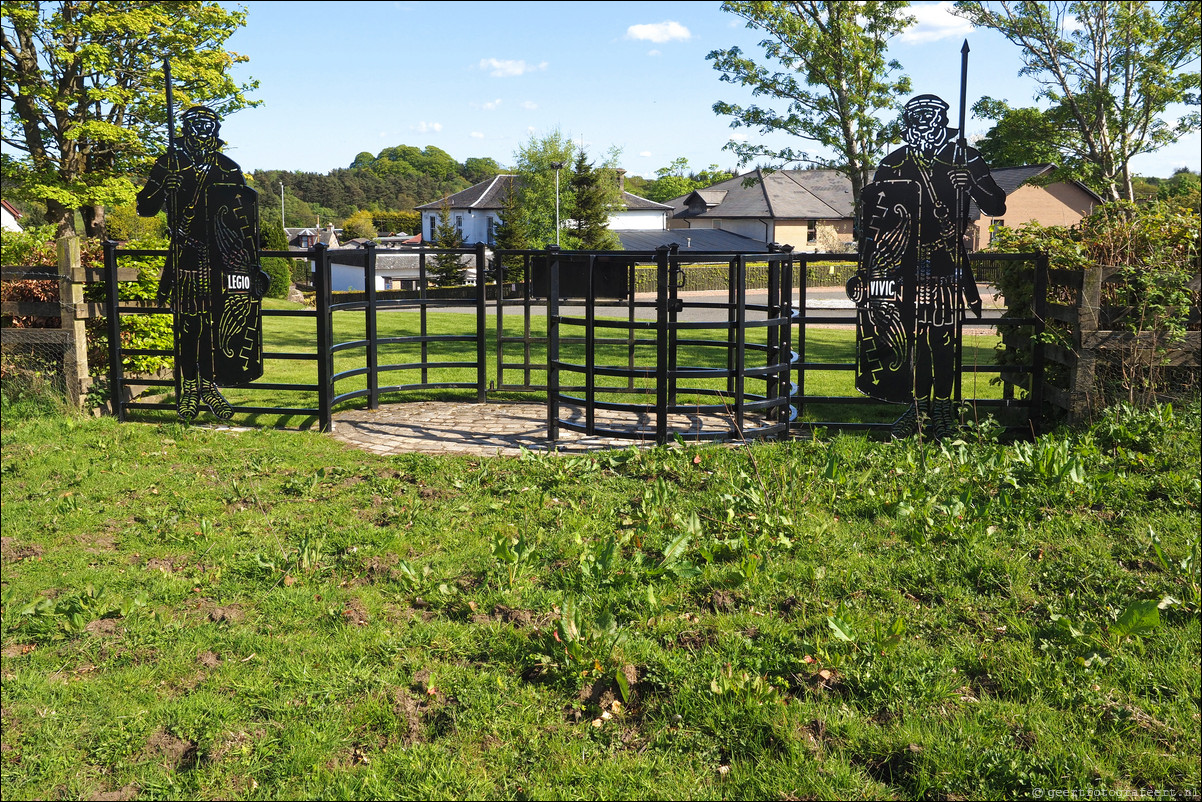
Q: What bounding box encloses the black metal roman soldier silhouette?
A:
[846,43,1006,439]
[137,83,267,422]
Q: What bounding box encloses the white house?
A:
[416,174,671,246]
[2,199,23,232]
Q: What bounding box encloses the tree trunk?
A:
[82,205,106,239]
[46,199,77,238]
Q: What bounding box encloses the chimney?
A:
[616,168,626,194]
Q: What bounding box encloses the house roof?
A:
[968,163,1104,218]
[416,175,517,211]
[669,169,855,221]
[416,175,670,212]
[614,229,771,253]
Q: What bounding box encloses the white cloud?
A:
[470,131,485,139]
[479,58,548,77]
[639,151,653,158]
[898,2,974,44]
[521,100,538,110]
[411,121,442,133]
[483,98,503,110]
[625,21,691,43]
[728,133,748,143]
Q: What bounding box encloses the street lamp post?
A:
[550,161,565,247]
[279,182,285,231]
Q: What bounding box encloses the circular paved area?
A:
[331,401,765,457]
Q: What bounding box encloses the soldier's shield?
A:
[207,184,267,386]
[847,180,920,403]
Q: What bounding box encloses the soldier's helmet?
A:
[902,95,949,128]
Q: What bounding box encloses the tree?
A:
[430,200,466,286]
[972,100,1068,168]
[2,1,258,236]
[643,157,735,203]
[567,150,622,250]
[510,129,577,247]
[708,1,914,202]
[341,209,377,240]
[492,181,533,282]
[954,1,1201,202]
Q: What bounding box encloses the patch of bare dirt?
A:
[197,651,221,668]
[1,644,36,659]
[144,730,198,770]
[341,597,369,627]
[709,590,739,613]
[87,785,139,801]
[0,537,43,562]
[207,605,244,624]
[471,604,552,628]
[85,619,122,637]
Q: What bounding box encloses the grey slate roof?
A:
[614,229,771,253]
[417,175,669,212]
[668,168,855,221]
[416,175,517,211]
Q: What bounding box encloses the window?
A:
[455,215,463,236]
[806,221,817,243]
[486,216,495,245]
[988,219,1005,245]
[429,216,437,240]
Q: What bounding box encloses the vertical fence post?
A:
[734,254,746,436]
[585,254,596,435]
[796,255,808,428]
[418,248,429,386]
[476,242,487,402]
[781,248,795,439]
[767,246,781,414]
[547,246,561,441]
[655,246,670,445]
[1030,252,1049,434]
[314,243,333,432]
[57,235,87,407]
[365,241,378,410]
[103,239,126,421]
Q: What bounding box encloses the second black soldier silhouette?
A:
[847,94,1006,438]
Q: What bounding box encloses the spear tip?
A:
[961,39,970,54]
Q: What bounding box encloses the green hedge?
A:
[630,262,857,294]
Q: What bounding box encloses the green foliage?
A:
[986,200,1199,407]
[1,1,258,233]
[103,202,168,242]
[371,209,421,236]
[262,259,290,300]
[567,149,621,251]
[709,1,915,199]
[643,158,735,204]
[341,209,378,240]
[509,129,577,247]
[954,0,1201,202]
[430,200,466,286]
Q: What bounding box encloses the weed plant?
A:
[1,400,1198,799]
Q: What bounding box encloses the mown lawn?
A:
[1,387,1198,799]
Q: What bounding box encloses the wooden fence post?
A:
[1066,267,1102,420]
[57,235,90,408]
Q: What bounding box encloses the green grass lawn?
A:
[1,389,1198,800]
[127,300,1008,431]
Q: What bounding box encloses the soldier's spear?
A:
[956,40,982,318]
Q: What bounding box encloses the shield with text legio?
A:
[848,180,921,403]
[208,184,268,385]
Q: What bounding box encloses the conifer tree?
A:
[568,151,621,251]
[430,200,466,286]
[492,180,533,282]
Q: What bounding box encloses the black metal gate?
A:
[101,241,1047,440]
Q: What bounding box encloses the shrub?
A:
[264,258,291,299]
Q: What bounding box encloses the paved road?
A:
[394,284,1008,327]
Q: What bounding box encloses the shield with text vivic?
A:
[847,180,921,404]
[207,184,267,386]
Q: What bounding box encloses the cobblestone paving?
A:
[330,401,768,457]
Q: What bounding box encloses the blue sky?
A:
[217,1,1200,180]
